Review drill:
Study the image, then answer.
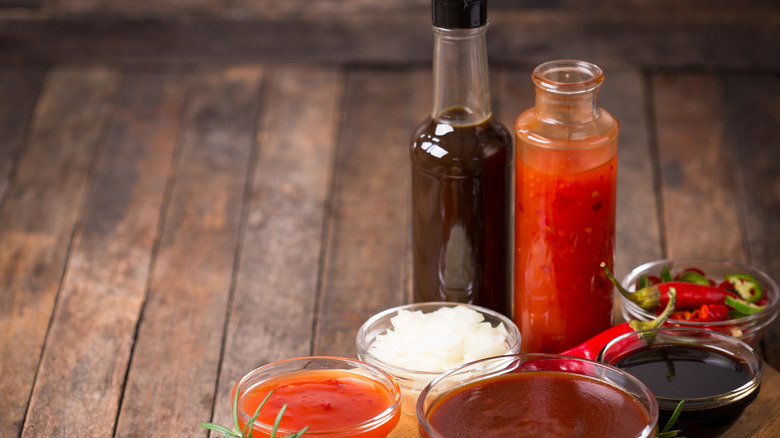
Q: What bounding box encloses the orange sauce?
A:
[237,369,400,438]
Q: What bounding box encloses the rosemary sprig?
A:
[657,400,685,438]
[200,388,308,438]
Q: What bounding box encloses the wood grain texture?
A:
[601,71,663,277]
[1,4,777,69]
[722,74,780,368]
[210,65,344,429]
[113,67,262,438]
[0,70,42,201]
[725,364,780,437]
[314,68,427,358]
[0,67,118,436]
[652,73,746,261]
[22,72,187,437]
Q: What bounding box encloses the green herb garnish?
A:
[657,400,685,438]
[200,388,308,438]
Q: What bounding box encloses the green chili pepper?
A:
[724,273,763,303]
[637,274,651,289]
[725,295,766,317]
[678,271,710,285]
[660,265,673,283]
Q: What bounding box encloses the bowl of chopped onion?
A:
[356,302,520,415]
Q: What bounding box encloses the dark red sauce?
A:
[423,371,650,438]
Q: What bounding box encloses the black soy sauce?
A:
[614,344,758,438]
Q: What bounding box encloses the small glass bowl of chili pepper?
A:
[616,257,780,347]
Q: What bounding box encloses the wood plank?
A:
[41,0,424,16]
[1,5,778,69]
[489,8,780,70]
[22,72,187,436]
[602,71,663,277]
[0,70,42,201]
[113,67,262,437]
[0,0,41,8]
[314,68,427,358]
[210,65,344,429]
[28,0,780,17]
[724,363,780,437]
[652,73,745,260]
[722,74,780,369]
[0,67,117,436]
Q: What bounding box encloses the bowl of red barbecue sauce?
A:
[416,354,658,438]
[599,328,763,438]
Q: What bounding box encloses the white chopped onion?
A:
[368,306,510,372]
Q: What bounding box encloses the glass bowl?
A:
[356,302,520,415]
[619,257,779,346]
[417,353,658,437]
[598,327,763,437]
[231,356,401,437]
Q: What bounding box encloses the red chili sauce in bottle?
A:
[514,60,619,353]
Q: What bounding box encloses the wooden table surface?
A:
[1,2,779,437]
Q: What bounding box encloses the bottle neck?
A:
[532,60,604,125]
[534,90,600,125]
[431,25,492,125]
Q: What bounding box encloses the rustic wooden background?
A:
[1,1,779,437]
[0,0,777,69]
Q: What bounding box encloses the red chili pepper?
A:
[655,283,737,309]
[601,263,737,312]
[561,288,678,360]
[670,303,730,322]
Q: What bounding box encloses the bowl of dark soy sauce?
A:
[598,327,762,438]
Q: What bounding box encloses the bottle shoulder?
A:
[411,116,513,169]
[515,107,618,145]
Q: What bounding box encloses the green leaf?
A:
[657,400,685,438]
[199,422,241,437]
[244,392,273,438]
[283,426,309,438]
[200,388,307,438]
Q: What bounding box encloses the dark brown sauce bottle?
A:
[410,1,513,315]
[411,110,512,313]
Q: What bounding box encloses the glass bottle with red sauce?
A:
[410,0,513,315]
[514,60,618,353]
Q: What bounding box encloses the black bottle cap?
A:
[432,0,487,29]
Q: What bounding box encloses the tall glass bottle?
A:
[410,0,513,315]
[514,60,619,353]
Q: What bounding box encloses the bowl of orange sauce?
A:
[417,353,658,438]
[232,356,401,437]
